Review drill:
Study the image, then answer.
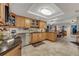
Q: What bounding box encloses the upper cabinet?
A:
[31,20,46,29]
[25,18,31,28]
[10,12,46,28]
[0,3,9,25]
[15,16,25,28]
[31,20,39,28]
[0,4,5,24]
[0,4,1,17]
[15,15,32,28]
[38,20,46,29]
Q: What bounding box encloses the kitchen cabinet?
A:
[4,44,21,56]
[39,33,46,41]
[38,20,46,29]
[31,32,57,44]
[38,33,42,41]
[46,32,57,42]
[0,4,5,24]
[31,20,46,28]
[25,18,31,28]
[37,33,42,42]
[15,16,25,28]
[10,13,46,28]
[43,33,46,39]
[31,33,45,43]
[0,3,1,16]
[31,20,39,28]
[15,15,32,28]
[31,33,38,43]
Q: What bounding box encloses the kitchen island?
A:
[0,37,22,56]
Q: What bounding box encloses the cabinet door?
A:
[0,4,5,23]
[0,3,1,17]
[38,21,46,29]
[4,44,21,56]
[42,33,46,40]
[25,18,31,28]
[38,33,42,41]
[47,33,57,42]
[37,33,46,42]
[15,16,25,28]
[31,33,38,43]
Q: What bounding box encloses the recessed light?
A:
[40,8,52,15]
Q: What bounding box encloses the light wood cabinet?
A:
[38,33,42,41]
[31,20,39,28]
[25,18,31,28]
[15,16,25,28]
[15,15,32,28]
[38,20,46,29]
[31,32,57,44]
[31,33,45,43]
[43,33,46,40]
[0,3,1,16]
[4,44,21,56]
[31,33,38,43]
[39,33,46,41]
[0,3,5,23]
[47,32,57,42]
[11,14,46,28]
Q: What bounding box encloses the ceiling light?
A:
[40,8,52,15]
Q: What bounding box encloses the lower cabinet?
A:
[4,44,21,56]
[31,32,57,44]
[38,33,46,41]
[40,33,46,41]
[31,33,46,43]
[31,33,38,43]
[47,32,57,42]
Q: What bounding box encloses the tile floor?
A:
[22,37,79,56]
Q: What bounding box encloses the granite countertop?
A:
[0,36,22,56]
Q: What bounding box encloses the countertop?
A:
[30,32,56,33]
[0,36,22,56]
[30,32,57,34]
